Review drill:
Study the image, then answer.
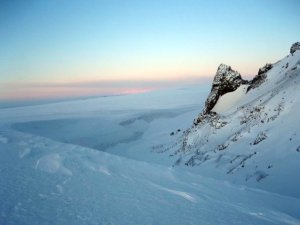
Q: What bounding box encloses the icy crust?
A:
[177,46,300,197]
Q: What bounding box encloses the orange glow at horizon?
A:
[120,87,155,95]
[0,85,157,101]
[1,75,212,101]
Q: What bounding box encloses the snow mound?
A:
[35,154,72,175]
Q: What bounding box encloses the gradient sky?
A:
[1,0,300,101]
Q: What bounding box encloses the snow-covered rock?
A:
[199,61,274,120]
[202,64,248,115]
[290,42,300,54]
[249,63,273,90]
[177,43,300,198]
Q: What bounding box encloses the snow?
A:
[149,182,197,203]
[212,84,249,114]
[35,154,73,176]
[0,134,8,144]
[1,128,300,225]
[178,50,300,199]
[0,50,300,224]
[19,148,32,159]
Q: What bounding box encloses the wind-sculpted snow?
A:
[0,128,300,225]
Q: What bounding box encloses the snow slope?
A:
[176,48,300,198]
[212,84,249,113]
[1,87,209,165]
[1,124,300,225]
[1,49,300,224]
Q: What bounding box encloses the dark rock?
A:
[267,164,273,169]
[253,132,267,145]
[255,171,268,182]
[290,42,300,54]
[217,143,228,151]
[202,64,248,114]
[194,111,217,125]
[258,63,273,75]
[193,110,228,130]
[248,63,272,91]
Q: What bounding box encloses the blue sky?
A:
[0,0,300,100]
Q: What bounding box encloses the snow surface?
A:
[1,127,300,225]
[212,84,249,114]
[178,50,300,199]
[0,51,300,224]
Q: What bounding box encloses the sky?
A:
[1,0,300,101]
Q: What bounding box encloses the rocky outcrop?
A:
[248,63,272,91]
[290,42,300,54]
[257,63,273,75]
[193,111,227,128]
[194,42,299,125]
[194,64,248,125]
[202,64,248,114]
[176,42,300,194]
